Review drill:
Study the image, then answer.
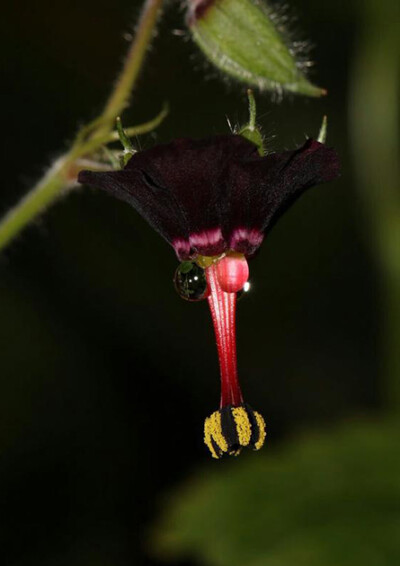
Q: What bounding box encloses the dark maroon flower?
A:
[78,135,339,261]
[78,134,340,458]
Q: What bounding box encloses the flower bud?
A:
[187,0,325,97]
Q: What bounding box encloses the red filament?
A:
[206,262,243,407]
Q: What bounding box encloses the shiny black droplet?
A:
[174,262,209,301]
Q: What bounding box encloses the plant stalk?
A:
[0,0,165,252]
[96,0,164,133]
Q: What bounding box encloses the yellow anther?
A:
[211,411,229,451]
[204,410,228,458]
[253,410,267,450]
[231,406,252,446]
[204,422,219,459]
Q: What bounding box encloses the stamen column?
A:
[206,263,243,407]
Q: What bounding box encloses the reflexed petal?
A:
[225,139,340,255]
[78,167,191,258]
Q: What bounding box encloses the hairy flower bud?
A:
[187,0,325,97]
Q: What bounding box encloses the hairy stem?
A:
[0,0,165,252]
[0,160,69,250]
[96,0,164,134]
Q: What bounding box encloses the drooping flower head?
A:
[78,130,339,458]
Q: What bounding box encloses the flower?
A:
[78,133,340,458]
[78,135,338,260]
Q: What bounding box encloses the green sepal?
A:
[239,127,264,154]
[116,116,136,167]
[317,115,328,144]
[237,90,265,155]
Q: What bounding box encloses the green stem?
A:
[0,0,165,252]
[94,0,164,137]
[0,158,69,250]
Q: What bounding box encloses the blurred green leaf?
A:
[152,418,400,566]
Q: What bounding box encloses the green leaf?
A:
[188,0,325,97]
[152,418,400,566]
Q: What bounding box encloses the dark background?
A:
[1,1,395,565]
